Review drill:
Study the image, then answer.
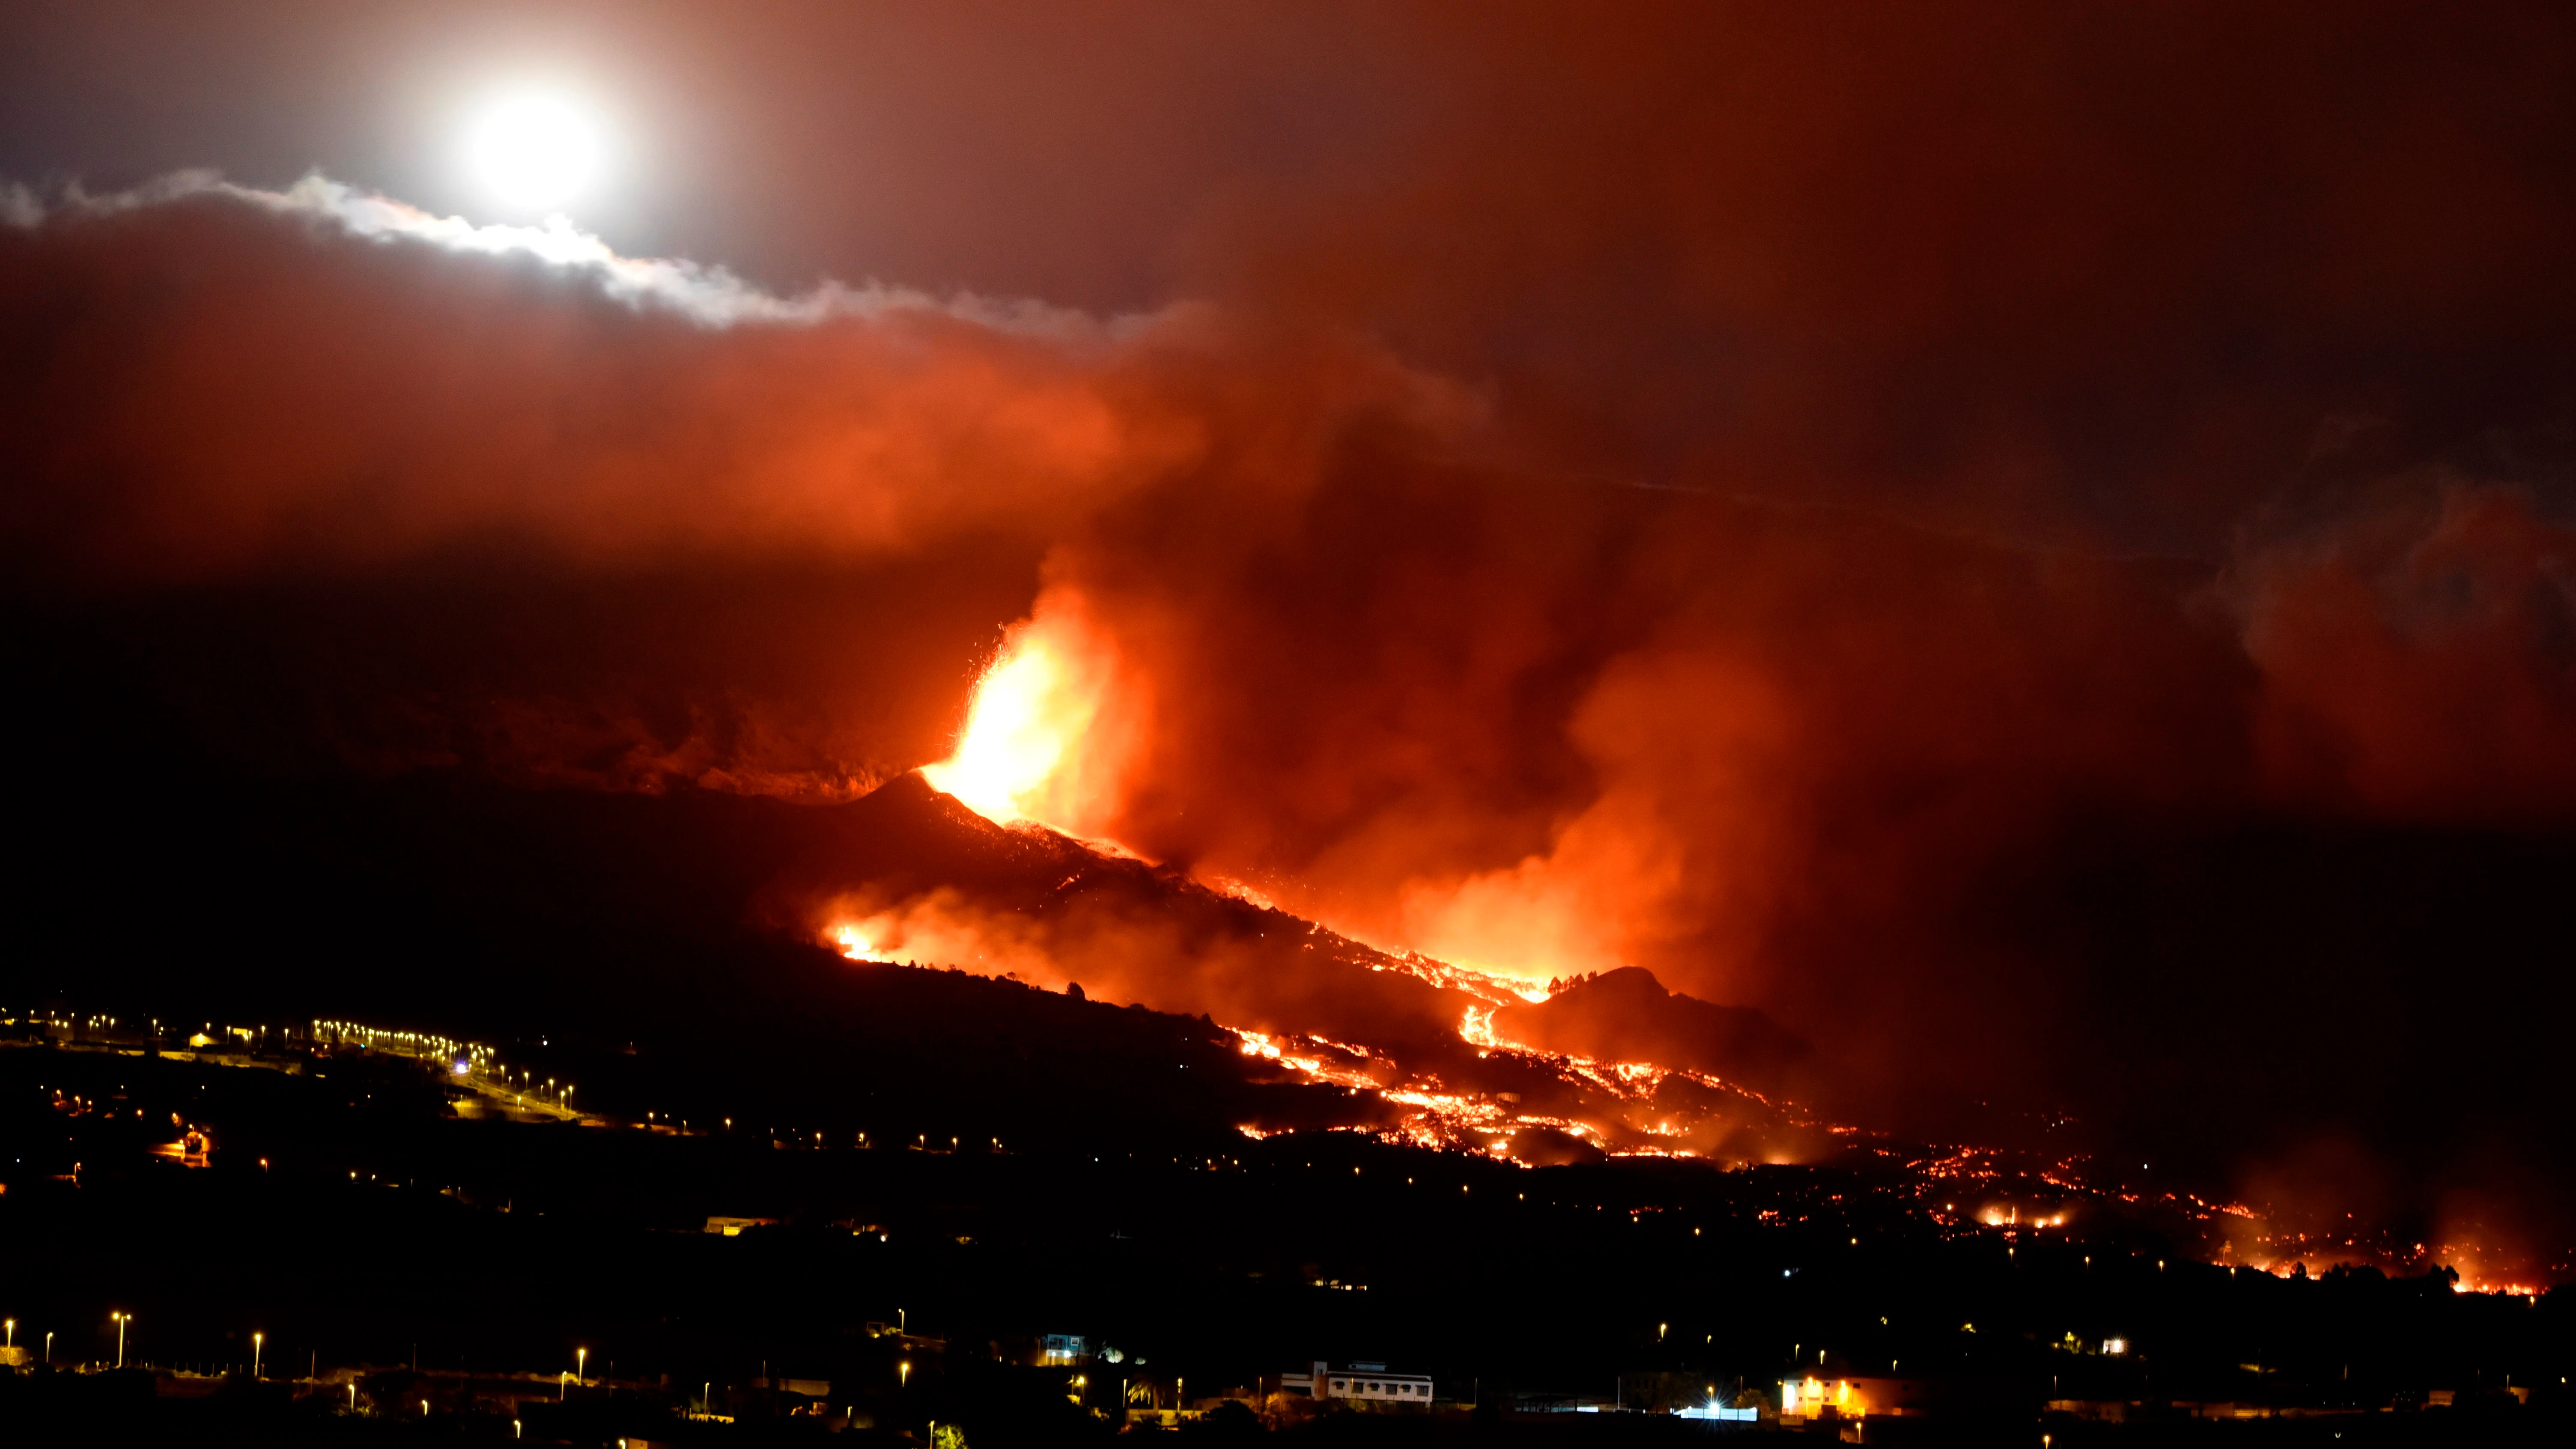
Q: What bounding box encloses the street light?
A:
[577,1346,587,1384]
[899,1361,911,1389]
[112,1312,130,1368]
[252,1332,263,1379]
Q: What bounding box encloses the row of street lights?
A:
[10,1318,928,1416]
[6,1314,268,1376]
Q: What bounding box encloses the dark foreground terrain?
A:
[0,998,2566,1447]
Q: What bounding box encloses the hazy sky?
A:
[0,1,1413,306]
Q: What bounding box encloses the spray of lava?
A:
[921,594,1130,831]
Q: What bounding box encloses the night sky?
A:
[5,2,2574,1279]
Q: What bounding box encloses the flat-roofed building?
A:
[1279,1361,1433,1405]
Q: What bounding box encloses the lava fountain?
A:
[923,593,1131,832]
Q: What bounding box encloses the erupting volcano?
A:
[766,574,2572,1294]
[5,8,2574,1436]
[874,599,1820,1159]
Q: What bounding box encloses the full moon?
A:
[464,90,607,213]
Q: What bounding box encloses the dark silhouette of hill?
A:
[770,772,1490,1061]
[1490,967,1810,1098]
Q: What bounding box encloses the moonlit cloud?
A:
[7,169,1109,334]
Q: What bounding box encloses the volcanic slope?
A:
[774,772,1827,1166]
[775,778,2308,1259]
[4,752,2317,1260]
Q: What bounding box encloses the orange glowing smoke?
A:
[821,891,1061,983]
[923,592,1135,833]
[915,585,1792,1011]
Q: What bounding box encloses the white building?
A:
[1280,1361,1434,1404]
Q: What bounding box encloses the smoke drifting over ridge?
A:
[6,1,2576,1273]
